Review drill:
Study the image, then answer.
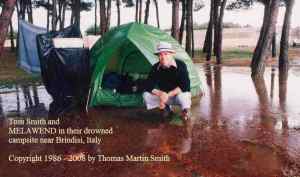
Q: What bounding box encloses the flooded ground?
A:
[0,65,300,177]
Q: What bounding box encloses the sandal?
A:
[181,109,191,121]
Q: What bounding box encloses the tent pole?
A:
[85,87,91,114]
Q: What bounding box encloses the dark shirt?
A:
[146,59,190,93]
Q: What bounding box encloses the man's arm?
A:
[177,61,191,92]
[167,87,182,97]
[152,89,164,96]
[145,64,158,93]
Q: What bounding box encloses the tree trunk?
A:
[172,0,175,35]
[215,0,227,64]
[279,0,295,72]
[144,0,150,24]
[251,0,280,78]
[15,0,20,50]
[213,0,220,56]
[18,0,26,20]
[106,0,111,32]
[185,0,193,56]
[252,3,269,61]
[47,0,50,31]
[9,20,15,52]
[95,0,97,34]
[0,0,16,55]
[74,0,81,29]
[179,0,186,44]
[70,1,74,24]
[135,0,139,22]
[52,0,58,31]
[27,0,33,23]
[153,0,160,28]
[15,1,20,19]
[138,0,142,23]
[203,0,214,53]
[205,26,213,61]
[58,1,63,30]
[116,0,121,26]
[171,0,179,40]
[99,0,106,35]
[191,5,195,57]
[206,0,215,61]
[61,3,67,30]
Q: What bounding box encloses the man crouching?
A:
[143,41,192,122]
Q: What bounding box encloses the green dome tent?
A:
[89,22,202,107]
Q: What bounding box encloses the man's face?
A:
[158,51,173,67]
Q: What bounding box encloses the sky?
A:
[9,0,300,34]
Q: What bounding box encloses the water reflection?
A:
[32,85,40,105]
[213,65,223,127]
[251,69,291,133]
[16,85,20,116]
[279,70,289,130]
[0,95,3,118]
[0,83,50,118]
[204,64,223,128]
[270,67,275,104]
[252,75,271,118]
[22,84,33,108]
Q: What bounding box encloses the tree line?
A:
[0,0,296,77]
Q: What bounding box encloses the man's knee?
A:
[143,92,154,101]
[176,92,192,109]
[143,92,160,110]
[143,92,150,99]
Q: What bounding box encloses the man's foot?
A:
[181,109,191,122]
[161,105,174,119]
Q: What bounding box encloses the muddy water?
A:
[0,65,300,177]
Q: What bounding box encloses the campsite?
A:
[1,0,300,177]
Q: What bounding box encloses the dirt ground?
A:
[0,49,40,84]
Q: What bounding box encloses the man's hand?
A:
[151,89,169,109]
[159,92,168,109]
[160,92,169,104]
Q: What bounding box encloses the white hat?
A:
[154,41,175,54]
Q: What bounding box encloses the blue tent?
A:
[18,20,47,74]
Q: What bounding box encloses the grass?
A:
[0,48,254,85]
[0,50,41,86]
[222,50,253,60]
[1,47,299,85]
[193,48,253,62]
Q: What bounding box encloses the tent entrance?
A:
[120,50,151,80]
